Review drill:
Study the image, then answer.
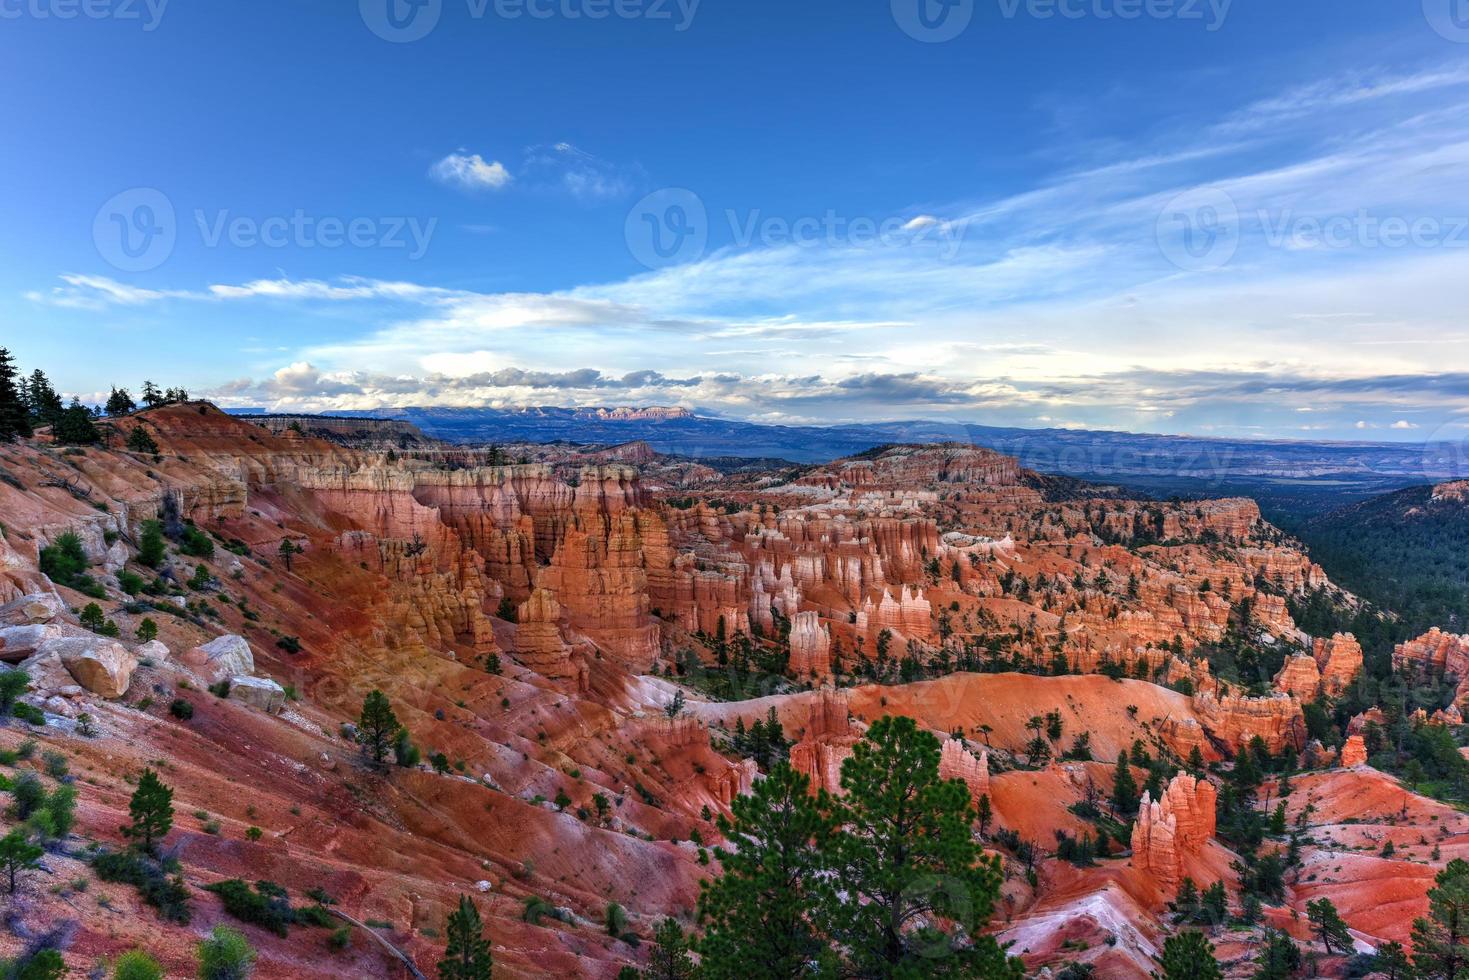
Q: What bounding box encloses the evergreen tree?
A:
[24,369,62,430]
[698,763,836,979]
[647,918,694,980]
[54,398,100,445]
[827,715,1019,977]
[122,767,174,854]
[976,792,993,838]
[1374,940,1412,980]
[278,539,296,572]
[0,348,30,441]
[1252,931,1301,980]
[141,380,163,408]
[106,386,137,417]
[1305,897,1353,955]
[138,520,167,569]
[1112,752,1139,817]
[1156,930,1222,980]
[438,894,493,980]
[1412,858,1469,979]
[127,425,159,454]
[357,690,401,767]
[0,828,42,893]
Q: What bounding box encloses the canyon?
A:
[0,403,1460,977]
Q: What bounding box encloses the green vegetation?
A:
[697,715,1018,977]
[123,768,174,855]
[438,894,493,979]
[357,689,401,767]
[195,926,256,980]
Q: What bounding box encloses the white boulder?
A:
[226,675,286,714]
[184,634,254,683]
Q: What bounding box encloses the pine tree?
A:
[106,386,137,417]
[357,690,401,767]
[123,767,174,854]
[1374,940,1411,980]
[138,520,167,569]
[141,380,163,408]
[25,369,62,430]
[126,425,159,454]
[438,894,492,979]
[1412,858,1469,979]
[1253,930,1301,979]
[976,792,993,838]
[1112,752,1139,817]
[826,715,1019,976]
[278,539,296,571]
[0,348,32,441]
[1306,897,1353,955]
[54,398,100,445]
[647,918,695,980]
[0,828,42,893]
[698,763,837,979]
[1156,930,1222,980]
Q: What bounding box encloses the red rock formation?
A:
[1394,628,1469,705]
[1340,734,1368,767]
[514,589,587,689]
[1192,690,1305,754]
[1130,774,1218,892]
[789,690,858,796]
[938,738,990,805]
[1314,633,1363,696]
[788,611,832,678]
[1274,654,1323,700]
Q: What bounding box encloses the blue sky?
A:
[4,0,1469,441]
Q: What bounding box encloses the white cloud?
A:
[1391,419,1419,429]
[429,151,512,191]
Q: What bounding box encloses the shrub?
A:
[208,680,231,699]
[112,949,165,980]
[38,532,87,584]
[138,520,167,569]
[91,850,191,924]
[42,750,68,779]
[12,703,44,725]
[204,878,294,937]
[118,570,146,596]
[328,925,352,951]
[0,670,30,716]
[9,772,45,819]
[169,699,194,720]
[195,926,256,980]
[245,826,263,842]
[180,524,214,559]
[275,635,301,654]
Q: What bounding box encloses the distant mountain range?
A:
[229,405,1468,517]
